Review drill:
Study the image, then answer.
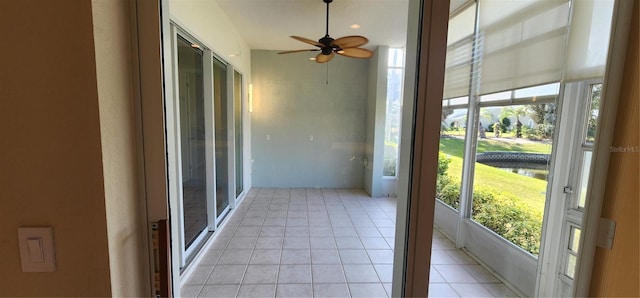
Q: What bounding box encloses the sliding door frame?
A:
[395,0,450,297]
[167,25,217,267]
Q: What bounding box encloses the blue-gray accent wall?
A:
[250,50,370,188]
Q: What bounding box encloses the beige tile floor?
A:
[181,188,519,297]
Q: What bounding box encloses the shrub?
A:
[536,123,555,139]
[437,153,451,176]
[471,185,542,255]
[523,125,544,140]
[487,122,507,133]
[435,149,460,207]
[434,170,542,255]
[437,180,461,209]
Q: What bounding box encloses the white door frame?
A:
[536,0,634,295]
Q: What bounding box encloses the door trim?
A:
[398,0,450,297]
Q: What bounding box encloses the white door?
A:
[537,81,602,297]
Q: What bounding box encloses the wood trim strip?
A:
[159,219,172,297]
[404,0,450,297]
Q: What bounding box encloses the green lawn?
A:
[439,137,552,158]
[439,137,550,213]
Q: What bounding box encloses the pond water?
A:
[479,161,549,181]
[499,167,548,181]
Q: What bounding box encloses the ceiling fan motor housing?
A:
[319,36,337,55]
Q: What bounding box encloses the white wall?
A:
[169,0,251,74]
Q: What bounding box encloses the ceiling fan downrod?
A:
[324,0,332,37]
[320,0,336,55]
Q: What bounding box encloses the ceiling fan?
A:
[278,0,374,63]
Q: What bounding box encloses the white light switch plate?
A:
[18,227,56,272]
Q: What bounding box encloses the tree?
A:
[513,106,527,138]
[526,103,556,139]
[526,104,555,124]
[480,108,495,126]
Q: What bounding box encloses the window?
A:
[472,95,557,256]
[383,48,404,177]
[436,3,475,210]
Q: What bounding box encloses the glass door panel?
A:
[213,58,229,217]
[233,71,244,197]
[177,36,207,249]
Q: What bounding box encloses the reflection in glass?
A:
[213,58,229,217]
[569,226,581,253]
[177,36,207,249]
[577,151,592,209]
[234,71,244,197]
[566,254,577,278]
[564,225,581,279]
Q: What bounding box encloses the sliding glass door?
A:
[234,71,244,198]
[169,26,247,268]
[176,36,208,250]
[212,58,230,219]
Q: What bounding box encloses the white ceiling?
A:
[215,0,411,51]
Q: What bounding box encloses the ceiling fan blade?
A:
[315,52,334,63]
[332,35,369,49]
[278,49,320,54]
[291,36,323,47]
[337,47,374,59]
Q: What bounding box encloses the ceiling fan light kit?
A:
[278,0,374,63]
